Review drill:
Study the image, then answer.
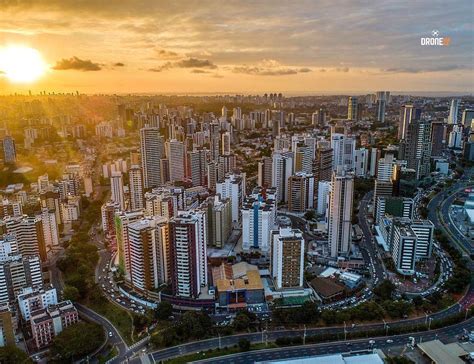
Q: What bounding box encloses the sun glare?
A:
[0,46,46,83]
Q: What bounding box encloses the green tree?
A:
[62,285,80,301]
[155,301,173,320]
[304,210,316,220]
[238,338,251,352]
[0,345,32,364]
[374,279,396,300]
[50,322,104,362]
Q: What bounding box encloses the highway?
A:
[357,191,385,285]
[146,280,473,362]
[192,317,474,364]
[428,178,474,258]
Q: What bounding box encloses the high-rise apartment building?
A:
[165,139,186,182]
[110,171,125,210]
[347,96,358,121]
[448,99,460,124]
[398,105,421,139]
[127,216,169,291]
[241,187,277,252]
[140,127,164,188]
[272,151,293,203]
[4,216,46,262]
[271,227,305,289]
[216,173,245,223]
[287,173,315,212]
[327,170,354,258]
[187,150,208,187]
[400,120,432,179]
[169,211,208,298]
[129,165,144,211]
[114,210,144,274]
[257,156,273,188]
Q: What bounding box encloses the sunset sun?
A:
[0,45,46,83]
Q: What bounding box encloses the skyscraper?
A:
[4,216,46,262]
[187,149,208,187]
[272,151,293,203]
[140,127,164,189]
[330,130,356,171]
[241,187,277,252]
[327,169,354,258]
[399,105,421,139]
[271,227,305,289]
[375,91,389,123]
[257,156,273,188]
[110,171,125,210]
[347,96,358,121]
[221,131,231,155]
[129,165,144,211]
[400,120,432,179]
[287,173,315,212]
[216,173,245,223]
[448,99,460,124]
[430,121,447,157]
[169,211,208,298]
[165,139,185,182]
[127,216,169,291]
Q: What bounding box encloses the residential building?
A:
[271,227,305,289]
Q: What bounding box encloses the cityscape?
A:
[0,1,473,364]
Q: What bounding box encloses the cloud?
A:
[191,69,210,73]
[232,59,309,76]
[114,62,125,67]
[155,49,180,60]
[335,67,350,72]
[53,56,101,71]
[149,57,217,72]
[383,64,469,74]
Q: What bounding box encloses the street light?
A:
[428,317,433,331]
[344,321,347,341]
[303,325,307,345]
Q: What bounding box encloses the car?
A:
[386,339,393,343]
[369,340,375,345]
[109,331,113,337]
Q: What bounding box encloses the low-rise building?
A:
[30,300,78,349]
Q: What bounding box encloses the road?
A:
[357,191,385,285]
[192,317,474,364]
[146,280,473,363]
[428,178,474,258]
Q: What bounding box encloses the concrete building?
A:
[204,196,232,248]
[399,105,421,139]
[30,300,78,349]
[287,173,315,212]
[257,156,273,188]
[140,126,165,188]
[114,210,144,274]
[327,170,354,258]
[4,216,46,262]
[272,151,293,203]
[187,149,208,187]
[127,216,169,291]
[18,285,58,320]
[169,211,208,298]
[216,173,245,223]
[110,171,125,210]
[347,96,358,121]
[271,227,305,289]
[241,187,277,252]
[400,120,432,179]
[354,148,369,177]
[129,165,144,210]
[166,139,186,182]
[317,181,331,216]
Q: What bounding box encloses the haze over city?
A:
[0,1,473,364]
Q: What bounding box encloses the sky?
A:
[0,0,472,94]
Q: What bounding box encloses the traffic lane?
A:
[193,318,474,364]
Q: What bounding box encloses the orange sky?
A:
[0,1,472,94]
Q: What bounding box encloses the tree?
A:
[238,338,250,351]
[374,279,396,300]
[155,301,173,320]
[62,285,79,302]
[304,210,316,220]
[0,345,32,363]
[50,322,104,362]
[233,312,251,331]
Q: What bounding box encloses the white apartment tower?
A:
[327,169,354,258]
